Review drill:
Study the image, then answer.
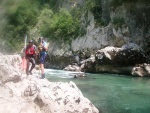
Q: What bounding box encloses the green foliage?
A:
[71,0,108,27]
[0,0,87,52]
[112,17,125,27]
[37,8,53,38]
[110,0,150,10]
[52,9,80,40]
[84,0,96,11]
[39,8,82,42]
[0,0,119,53]
[36,0,60,12]
[96,19,109,27]
[70,5,82,19]
[3,0,22,16]
[87,0,106,26]
[9,0,40,36]
[1,0,41,52]
[145,0,150,4]
[110,0,123,9]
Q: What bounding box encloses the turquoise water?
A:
[45,69,150,113]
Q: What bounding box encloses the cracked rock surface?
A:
[0,54,99,113]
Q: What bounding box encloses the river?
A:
[45,69,150,113]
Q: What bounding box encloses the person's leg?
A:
[40,64,44,74]
[29,57,36,74]
[26,58,30,75]
[39,53,46,78]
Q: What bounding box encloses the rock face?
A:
[0,54,22,83]
[132,63,150,77]
[64,43,149,76]
[45,55,75,69]
[0,54,99,113]
[45,42,75,69]
[44,0,150,69]
[95,43,148,67]
[94,44,148,74]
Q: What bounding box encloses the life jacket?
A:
[38,42,48,52]
[25,45,35,57]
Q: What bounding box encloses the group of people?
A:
[24,37,48,79]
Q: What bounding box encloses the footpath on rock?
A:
[0,53,99,113]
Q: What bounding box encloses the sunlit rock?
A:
[64,64,81,72]
[80,54,96,72]
[87,44,148,75]
[132,63,150,77]
[95,43,148,67]
[0,54,22,83]
[0,54,99,113]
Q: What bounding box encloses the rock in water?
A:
[132,63,150,77]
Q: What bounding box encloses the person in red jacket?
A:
[25,40,36,75]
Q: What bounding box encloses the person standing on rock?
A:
[38,37,48,79]
[25,40,36,75]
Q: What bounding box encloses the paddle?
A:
[22,34,27,72]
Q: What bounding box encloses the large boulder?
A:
[81,43,149,75]
[95,43,148,67]
[33,80,98,113]
[80,55,96,72]
[0,54,99,113]
[0,54,22,83]
[95,46,120,66]
[0,82,41,113]
[64,64,81,72]
[132,63,150,77]
[114,43,148,66]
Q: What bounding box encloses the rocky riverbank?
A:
[0,54,99,113]
[63,43,150,77]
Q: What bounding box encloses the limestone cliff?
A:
[70,0,149,52]
[46,0,150,69]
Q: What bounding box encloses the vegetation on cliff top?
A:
[0,0,150,53]
[0,0,83,52]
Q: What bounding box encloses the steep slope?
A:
[45,0,150,69]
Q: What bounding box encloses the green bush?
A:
[71,0,107,27]
[37,8,53,38]
[8,0,39,36]
[51,8,80,40]
[39,8,82,42]
[110,0,150,10]
[1,0,41,52]
[112,17,125,27]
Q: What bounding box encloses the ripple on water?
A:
[46,69,150,113]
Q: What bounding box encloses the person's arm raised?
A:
[43,42,48,51]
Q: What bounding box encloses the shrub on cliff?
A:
[39,8,82,42]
